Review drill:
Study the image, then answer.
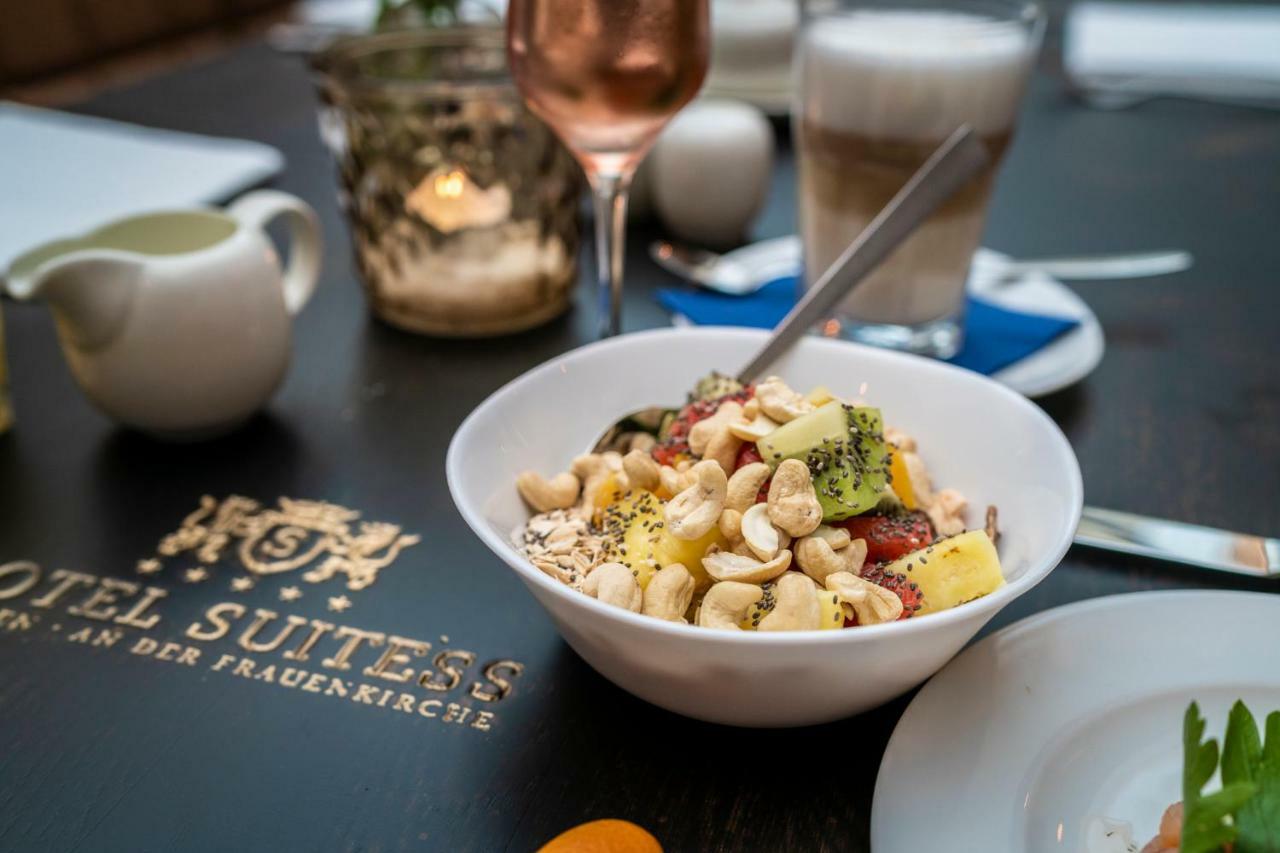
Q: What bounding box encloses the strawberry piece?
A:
[836,511,934,564]
[651,443,685,468]
[851,565,924,622]
[734,442,763,469]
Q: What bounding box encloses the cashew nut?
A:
[902,450,933,506]
[658,464,692,496]
[622,449,660,492]
[688,401,744,476]
[687,401,743,456]
[641,563,695,622]
[755,376,815,423]
[740,503,780,561]
[697,581,764,629]
[515,470,581,512]
[758,572,821,631]
[718,508,743,541]
[795,535,867,585]
[825,571,902,625]
[885,426,917,452]
[704,428,744,477]
[927,488,968,537]
[729,411,780,442]
[571,452,625,511]
[766,459,823,537]
[743,398,760,419]
[664,459,728,540]
[629,432,657,453]
[701,546,792,584]
[725,462,771,513]
[808,525,852,551]
[582,562,642,612]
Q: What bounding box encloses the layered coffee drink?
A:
[795,6,1039,354]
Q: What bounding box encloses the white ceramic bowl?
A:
[447,328,1083,727]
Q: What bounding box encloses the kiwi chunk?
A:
[757,402,891,520]
[692,371,744,401]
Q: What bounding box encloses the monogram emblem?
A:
[147,495,420,591]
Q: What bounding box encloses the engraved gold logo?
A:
[150,494,421,592]
[0,495,525,734]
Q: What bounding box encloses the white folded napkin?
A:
[0,101,283,273]
[1065,3,1280,107]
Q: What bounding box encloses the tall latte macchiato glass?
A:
[795,0,1043,357]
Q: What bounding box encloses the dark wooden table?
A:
[2,32,1278,853]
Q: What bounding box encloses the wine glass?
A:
[507,0,711,338]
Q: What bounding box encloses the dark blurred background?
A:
[0,0,291,101]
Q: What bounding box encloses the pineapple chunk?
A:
[887,449,917,510]
[740,585,773,630]
[817,587,844,629]
[591,474,628,518]
[805,385,836,407]
[604,490,725,590]
[883,529,1004,616]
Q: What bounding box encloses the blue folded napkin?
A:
[657,276,1080,376]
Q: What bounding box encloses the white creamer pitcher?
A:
[7,190,322,439]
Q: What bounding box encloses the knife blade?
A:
[1075,506,1279,577]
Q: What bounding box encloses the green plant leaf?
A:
[1181,702,1253,853]
[1229,706,1280,853]
[1183,783,1255,853]
[1185,702,1219,803]
[1223,701,1262,786]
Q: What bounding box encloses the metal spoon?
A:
[651,239,1192,296]
[593,124,991,453]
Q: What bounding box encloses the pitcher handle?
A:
[228,190,323,316]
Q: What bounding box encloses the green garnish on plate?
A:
[1181,700,1280,853]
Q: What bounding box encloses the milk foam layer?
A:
[799,10,1034,140]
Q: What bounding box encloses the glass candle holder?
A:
[312,28,583,337]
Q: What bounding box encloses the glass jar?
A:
[313,28,584,337]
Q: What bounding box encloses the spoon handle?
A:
[998,250,1192,280]
[736,125,990,384]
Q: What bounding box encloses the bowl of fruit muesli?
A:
[448,328,1082,726]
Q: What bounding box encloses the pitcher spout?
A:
[7,247,141,351]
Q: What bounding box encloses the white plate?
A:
[872,591,1280,852]
[673,235,1105,398]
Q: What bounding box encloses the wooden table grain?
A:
[1,34,1277,853]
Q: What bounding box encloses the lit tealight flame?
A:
[405,166,513,234]
[434,169,466,200]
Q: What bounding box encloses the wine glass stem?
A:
[589,171,632,339]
